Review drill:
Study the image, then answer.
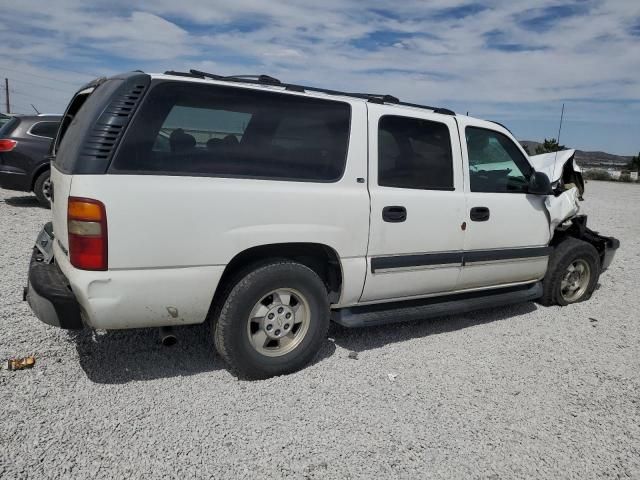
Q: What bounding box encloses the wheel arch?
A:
[30,163,50,191]
[212,242,344,308]
[552,215,616,268]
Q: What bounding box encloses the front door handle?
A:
[382,206,407,223]
[470,206,490,222]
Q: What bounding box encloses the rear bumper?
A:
[0,165,30,191]
[26,247,84,330]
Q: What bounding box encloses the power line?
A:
[36,63,100,78]
[5,77,73,94]
[11,88,70,102]
[0,66,91,86]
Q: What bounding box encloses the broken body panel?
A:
[529,149,585,235]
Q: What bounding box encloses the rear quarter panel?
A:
[62,102,370,327]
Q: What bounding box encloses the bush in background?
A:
[583,169,612,181]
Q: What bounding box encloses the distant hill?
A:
[520,140,632,170]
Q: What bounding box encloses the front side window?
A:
[466,127,532,193]
[112,82,351,182]
[378,115,454,190]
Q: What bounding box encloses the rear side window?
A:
[378,115,454,190]
[112,82,351,182]
[29,121,60,139]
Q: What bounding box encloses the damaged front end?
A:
[529,149,619,271]
[529,149,584,233]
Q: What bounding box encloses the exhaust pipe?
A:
[159,326,177,346]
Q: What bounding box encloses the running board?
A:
[332,282,542,328]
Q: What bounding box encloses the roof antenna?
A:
[550,103,565,185]
[30,104,40,114]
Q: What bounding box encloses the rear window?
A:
[111,82,351,182]
[0,117,19,137]
[0,115,13,129]
[29,121,60,139]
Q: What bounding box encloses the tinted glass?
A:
[466,127,532,193]
[378,115,453,190]
[0,117,19,136]
[30,121,60,138]
[112,82,351,181]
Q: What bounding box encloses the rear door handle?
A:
[470,206,490,222]
[382,206,407,223]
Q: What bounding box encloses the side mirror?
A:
[528,171,552,195]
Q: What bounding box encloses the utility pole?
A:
[4,78,9,113]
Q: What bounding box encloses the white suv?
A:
[26,70,619,378]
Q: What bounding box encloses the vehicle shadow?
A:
[69,323,222,384]
[69,302,535,383]
[69,321,337,384]
[4,195,42,208]
[329,301,538,353]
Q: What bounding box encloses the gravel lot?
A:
[1,181,639,479]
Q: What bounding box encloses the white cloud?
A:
[0,0,638,152]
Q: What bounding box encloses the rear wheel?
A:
[540,237,600,306]
[213,260,330,379]
[33,170,51,208]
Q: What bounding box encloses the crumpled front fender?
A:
[545,187,580,236]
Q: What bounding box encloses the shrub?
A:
[583,169,612,181]
[619,172,632,183]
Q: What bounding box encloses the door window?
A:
[378,115,454,190]
[466,127,532,193]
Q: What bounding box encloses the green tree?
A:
[520,143,531,155]
[535,138,567,154]
[626,152,640,172]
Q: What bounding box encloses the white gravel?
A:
[1,181,639,479]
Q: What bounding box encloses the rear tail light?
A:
[0,139,17,152]
[68,197,107,270]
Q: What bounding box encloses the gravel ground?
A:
[1,181,639,479]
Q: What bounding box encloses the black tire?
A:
[33,170,51,208]
[212,260,330,379]
[539,237,600,306]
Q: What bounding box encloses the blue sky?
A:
[0,0,638,155]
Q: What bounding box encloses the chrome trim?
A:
[26,121,57,140]
[464,256,549,266]
[374,263,461,274]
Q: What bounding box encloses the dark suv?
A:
[0,114,61,207]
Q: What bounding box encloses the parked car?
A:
[0,114,61,207]
[25,71,619,378]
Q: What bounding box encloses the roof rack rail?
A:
[225,74,282,85]
[164,70,205,78]
[163,69,455,116]
[189,70,282,86]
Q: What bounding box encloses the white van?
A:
[26,70,619,378]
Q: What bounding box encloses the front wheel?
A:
[213,260,330,379]
[540,237,600,306]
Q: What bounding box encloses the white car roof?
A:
[148,72,514,138]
